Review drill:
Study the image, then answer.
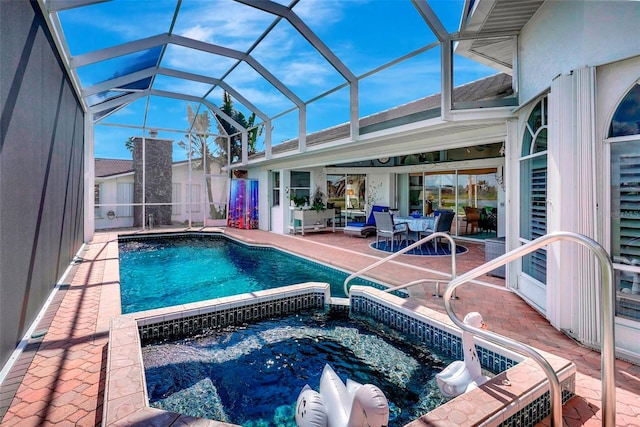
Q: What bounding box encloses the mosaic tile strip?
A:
[499,380,575,427]
[350,295,517,375]
[138,291,325,343]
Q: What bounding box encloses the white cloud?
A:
[293,0,351,27]
[175,2,275,49]
[231,85,294,115]
[281,59,334,87]
[248,23,340,92]
[181,25,216,43]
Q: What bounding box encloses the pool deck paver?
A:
[0,227,639,426]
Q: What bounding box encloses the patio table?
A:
[393,215,435,241]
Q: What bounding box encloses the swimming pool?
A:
[142,309,450,426]
[119,234,397,314]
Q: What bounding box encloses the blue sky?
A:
[58,0,498,160]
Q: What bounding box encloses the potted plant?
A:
[311,187,326,212]
[289,193,307,208]
[365,181,383,213]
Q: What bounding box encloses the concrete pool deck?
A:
[0,227,639,426]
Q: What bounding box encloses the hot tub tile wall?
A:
[351,294,516,374]
[137,289,327,343]
[105,282,575,426]
[349,287,575,427]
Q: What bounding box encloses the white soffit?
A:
[455,0,544,73]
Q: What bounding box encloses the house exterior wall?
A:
[596,56,640,360]
[170,162,223,226]
[95,174,135,230]
[95,162,226,230]
[513,1,640,360]
[519,1,640,104]
[0,1,85,370]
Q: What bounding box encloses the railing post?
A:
[343,232,456,296]
[441,231,616,427]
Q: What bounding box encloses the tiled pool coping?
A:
[103,284,576,427]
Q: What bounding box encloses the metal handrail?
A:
[384,278,447,294]
[343,232,457,296]
[442,231,615,427]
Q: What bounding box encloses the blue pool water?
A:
[119,235,394,314]
[142,310,449,426]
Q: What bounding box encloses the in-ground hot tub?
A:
[103,284,576,426]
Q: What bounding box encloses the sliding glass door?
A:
[327,173,367,226]
[419,169,498,239]
[457,169,499,237]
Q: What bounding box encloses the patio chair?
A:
[464,206,480,234]
[373,211,408,252]
[483,208,497,233]
[418,210,455,252]
[344,205,388,237]
[333,207,343,227]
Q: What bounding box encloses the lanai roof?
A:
[39,0,543,163]
[269,71,513,155]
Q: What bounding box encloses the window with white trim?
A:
[519,97,548,284]
[272,171,280,207]
[116,182,133,217]
[94,183,102,218]
[290,171,310,206]
[187,183,201,213]
[609,82,640,320]
[172,183,181,215]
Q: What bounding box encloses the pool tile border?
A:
[103,283,575,427]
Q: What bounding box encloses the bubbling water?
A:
[143,310,450,426]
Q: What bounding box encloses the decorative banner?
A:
[227,179,259,229]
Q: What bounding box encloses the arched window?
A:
[519,97,548,284]
[609,83,640,137]
[609,82,640,320]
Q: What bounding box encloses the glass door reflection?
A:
[326,173,367,226]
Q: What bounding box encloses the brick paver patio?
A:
[0,228,638,426]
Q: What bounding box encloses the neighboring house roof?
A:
[95,158,134,178]
[266,72,513,156]
[95,158,223,179]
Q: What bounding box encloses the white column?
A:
[441,37,452,121]
[264,118,272,160]
[298,105,307,152]
[547,68,599,345]
[241,131,248,165]
[574,66,600,346]
[504,118,518,286]
[350,81,359,141]
[547,73,576,330]
[83,115,94,242]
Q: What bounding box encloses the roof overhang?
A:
[454,0,545,73]
[249,106,515,170]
